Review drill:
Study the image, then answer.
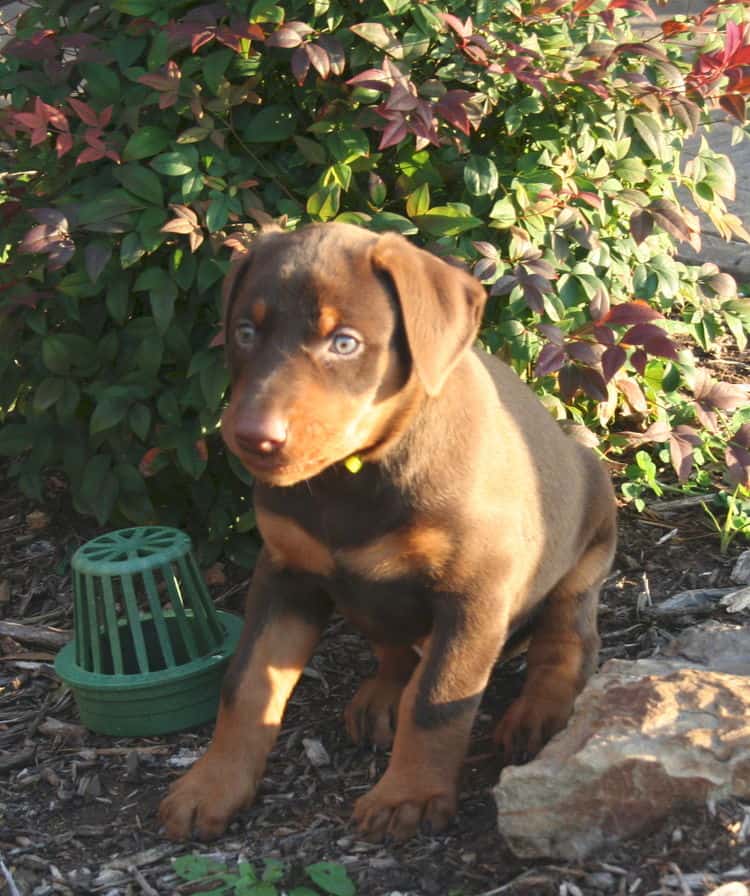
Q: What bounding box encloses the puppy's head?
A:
[221,223,486,486]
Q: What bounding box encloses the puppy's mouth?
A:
[236,450,332,486]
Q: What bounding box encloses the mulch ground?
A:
[1,461,749,895]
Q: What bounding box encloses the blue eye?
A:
[329,330,361,357]
[235,321,256,348]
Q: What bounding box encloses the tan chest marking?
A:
[257,508,335,576]
[339,524,453,581]
[257,509,453,581]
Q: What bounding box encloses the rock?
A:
[731,550,750,585]
[494,622,750,859]
[646,587,734,617]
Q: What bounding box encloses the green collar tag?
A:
[344,455,363,474]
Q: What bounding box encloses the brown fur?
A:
[159,222,617,843]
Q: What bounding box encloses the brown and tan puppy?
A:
[159,222,616,843]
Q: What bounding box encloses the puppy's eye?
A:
[235,321,256,348]
[329,330,362,357]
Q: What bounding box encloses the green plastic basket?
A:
[54,526,242,736]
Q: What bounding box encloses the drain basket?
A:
[54,526,242,736]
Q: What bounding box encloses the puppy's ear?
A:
[371,232,487,397]
[221,248,254,331]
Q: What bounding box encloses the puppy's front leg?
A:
[160,550,331,841]
[354,595,507,842]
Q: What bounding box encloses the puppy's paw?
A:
[344,677,405,748]
[493,693,572,765]
[159,753,258,841]
[353,774,456,842]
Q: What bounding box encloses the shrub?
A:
[1,0,749,562]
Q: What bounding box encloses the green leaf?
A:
[90,397,129,434]
[369,212,418,234]
[106,279,130,324]
[172,855,226,882]
[413,204,482,237]
[203,48,234,94]
[405,182,430,217]
[262,860,284,883]
[206,193,231,232]
[129,403,151,441]
[631,112,667,161]
[120,233,145,268]
[326,129,370,164]
[294,136,327,165]
[307,184,340,221]
[0,424,34,456]
[34,377,65,413]
[200,361,230,411]
[57,381,81,419]
[305,862,356,896]
[115,164,164,205]
[42,335,72,375]
[151,151,196,176]
[123,126,172,161]
[80,63,120,103]
[489,196,516,228]
[464,156,499,197]
[243,105,297,143]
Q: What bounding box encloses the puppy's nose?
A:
[234,415,288,455]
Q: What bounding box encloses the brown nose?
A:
[234,414,288,455]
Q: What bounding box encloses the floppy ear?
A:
[371,232,487,397]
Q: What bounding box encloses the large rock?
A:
[494,621,750,859]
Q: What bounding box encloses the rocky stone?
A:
[731,550,750,586]
[494,622,750,859]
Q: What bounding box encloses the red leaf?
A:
[579,368,608,402]
[669,432,695,482]
[589,286,610,321]
[593,325,615,346]
[617,377,648,414]
[266,25,305,48]
[565,340,603,366]
[621,321,667,345]
[726,443,750,487]
[139,447,162,477]
[719,93,746,121]
[621,419,671,445]
[630,209,653,244]
[317,35,346,76]
[559,364,582,403]
[535,342,566,376]
[604,300,663,326]
[378,117,408,150]
[56,131,73,157]
[538,323,564,345]
[576,191,602,209]
[602,345,626,381]
[291,46,311,85]
[440,12,471,38]
[631,348,648,374]
[76,146,105,165]
[661,20,690,36]
[68,97,99,126]
[435,90,472,136]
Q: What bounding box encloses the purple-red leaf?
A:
[579,367,608,402]
[630,209,653,244]
[605,300,663,326]
[602,345,627,381]
[535,342,566,376]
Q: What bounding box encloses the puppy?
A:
[159,223,616,843]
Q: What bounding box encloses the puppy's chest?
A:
[256,502,451,641]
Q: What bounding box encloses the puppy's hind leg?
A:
[493,522,616,764]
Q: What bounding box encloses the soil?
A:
[1,457,749,896]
